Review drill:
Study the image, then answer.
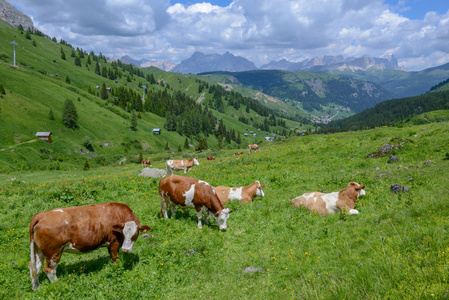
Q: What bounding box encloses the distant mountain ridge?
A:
[123,52,402,74]
[172,51,258,74]
[262,52,402,72]
[120,55,175,71]
[0,0,34,30]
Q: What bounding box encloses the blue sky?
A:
[385,0,449,19]
[8,0,449,71]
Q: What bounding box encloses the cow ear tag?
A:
[139,225,151,233]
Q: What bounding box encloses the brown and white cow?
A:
[159,175,232,230]
[166,158,199,174]
[248,144,260,153]
[141,159,152,167]
[215,181,265,205]
[206,156,215,160]
[28,202,151,291]
[290,182,366,216]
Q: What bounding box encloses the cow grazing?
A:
[239,152,244,155]
[28,202,151,291]
[206,156,215,160]
[290,182,366,216]
[234,152,240,156]
[215,181,265,205]
[166,158,199,174]
[141,159,152,167]
[248,144,260,153]
[159,175,232,230]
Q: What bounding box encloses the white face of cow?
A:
[121,221,138,252]
[354,182,366,197]
[213,208,231,231]
[256,187,264,197]
[193,158,199,166]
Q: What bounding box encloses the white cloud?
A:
[8,0,449,70]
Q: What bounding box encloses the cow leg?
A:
[29,241,44,291]
[160,195,169,219]
[195,207,204,229]
[202,207,209,225]
[43,251,63,283]
[170,203,176,217]
[108,241,120,263]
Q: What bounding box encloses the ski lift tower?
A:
[141,85,147,103]
[10,41,18,66]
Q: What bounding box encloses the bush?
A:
[83,159,90,171]
[83,136,94,152]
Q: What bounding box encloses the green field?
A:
[1,118,448,299]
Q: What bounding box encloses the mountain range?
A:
[123,51,402,74]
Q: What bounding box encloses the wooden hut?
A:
[152,128,161,135]
[35,132,52,143]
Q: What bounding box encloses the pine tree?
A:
[100,83,109,100]
[165,142,170,151]
[178,145,182,152]
[130,110,137,131]
[62,99,78,129]
[61,49,66,60]
[184,138,190,149]
[95,62,101,75]
[74,56,81,67]
[83,159,90,171]
[49,108,55,120]
[0,83,5,95]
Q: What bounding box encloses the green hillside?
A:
[0,25,303,172]
[200,70,394,115]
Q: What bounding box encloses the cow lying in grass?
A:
[159,175,232,230]
[28,202,151,291]
[290,182,366,216]
[215,181,265,205]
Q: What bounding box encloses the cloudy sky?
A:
[8,0,449,71]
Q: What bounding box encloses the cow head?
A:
[212,208,233,231]
[255,181,265,197]
[349,182,366,197]
[113,221,151,252]
[193,157,200,166]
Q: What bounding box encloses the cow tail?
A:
[29,219,39,290]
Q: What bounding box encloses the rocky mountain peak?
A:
[0,0,34,30]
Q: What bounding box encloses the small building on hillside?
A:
[35,132,52,143]
[265,137,274,141]
[153,128,161,135]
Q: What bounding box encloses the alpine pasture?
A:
[1,120,449,299]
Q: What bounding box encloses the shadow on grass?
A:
[57,252,140,277]
[159,207,223,230]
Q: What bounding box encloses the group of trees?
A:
[324,90,449,132]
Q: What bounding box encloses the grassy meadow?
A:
[1,119,449,299]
